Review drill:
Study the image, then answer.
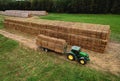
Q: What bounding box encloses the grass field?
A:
[40,13,120,42]
[0,14,120,81]
[0,35,120,81]
[0,15,4,29]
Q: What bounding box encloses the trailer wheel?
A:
[41,47,44,51]
[44,48,48,52]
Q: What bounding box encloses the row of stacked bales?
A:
[4,17,110,53]
[5,10,48,16]
[3,11,31,18]
[36,34,67,53]
[2,10,48,17]
[4,18,110,40]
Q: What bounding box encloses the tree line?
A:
[0,0,120,14]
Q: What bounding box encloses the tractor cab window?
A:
[72,49,80,55]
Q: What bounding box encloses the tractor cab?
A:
[71,46,81,55]
[67,46,90,65]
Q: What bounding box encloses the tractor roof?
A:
[71,46,81,51]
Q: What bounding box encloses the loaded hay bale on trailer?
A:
[4,17,110,53]
[36,34,67,53]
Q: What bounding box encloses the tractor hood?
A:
[80,52,88,56]
[80,52,90,61]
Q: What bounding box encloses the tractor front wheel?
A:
[79,59,87,65]
[67,54,75,61]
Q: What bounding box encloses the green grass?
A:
[40,13,120,42]
[0,15,4,29]
[0,34,18,54]
[0,35,120,81]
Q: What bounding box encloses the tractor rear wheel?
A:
[79,59,87,65]
[67,54,75,61]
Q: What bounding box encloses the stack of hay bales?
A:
[23,11,48,16]
[36,34,67,53]
[4,11,31,18]
[4,17,110,53]
[2,10,48,17]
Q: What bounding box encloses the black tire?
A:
[44,48,48,52]
[79,59,87,65]
[41,47,44,51]
[67,54,75,61]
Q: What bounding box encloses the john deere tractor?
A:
[67,46,90,65]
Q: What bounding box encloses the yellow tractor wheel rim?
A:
[68,55,73,60]
[80,60,85,64]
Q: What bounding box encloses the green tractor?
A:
[67,46,90,65]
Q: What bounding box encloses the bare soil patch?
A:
[0,30,37,50]
[84,42,120,75]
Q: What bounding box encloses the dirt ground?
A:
[0,30,37,50]
[0,29,120,76]
[85,42,120,75]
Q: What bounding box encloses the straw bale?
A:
[46,25,58,31]
[55,38,67,45]
[39,29,58,38]
[46,29,58,38]
[3,11,31,18]
[5,22,14,29]
[55,44,65,53]
[5,10,48,16]
[57,32,68,40]
[38,34,48,41]
[29,27,39,35]
[37,34,67,53]
[58,26,69,33]
[41,41,48,48]
[4,22,9,29]
[47,42,55,50]
[36,39,42,46]
[30,11,48,16]
[37,34,66,44]
[31,23,47,30]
